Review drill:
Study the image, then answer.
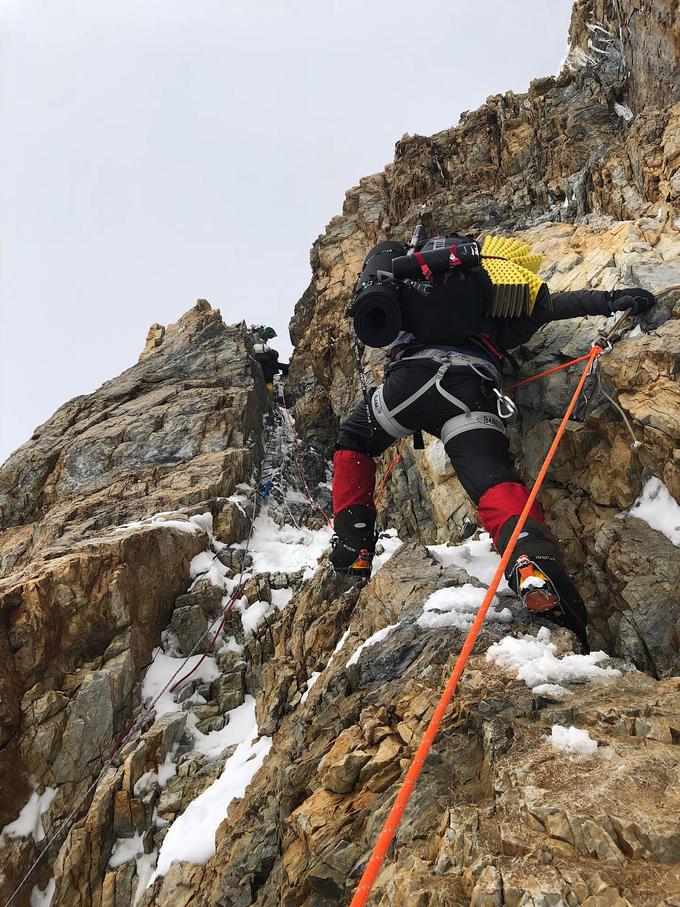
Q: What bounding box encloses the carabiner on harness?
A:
[494,387,517,419]
[467,359,515,420]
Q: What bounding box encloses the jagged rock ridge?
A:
[0,303,272,904]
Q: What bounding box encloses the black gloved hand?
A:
[610,288,656,315]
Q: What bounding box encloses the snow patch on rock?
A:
[428,533,509,589]
[150,697,271,881]
[0,786,58,846]
[347,624,400,667]
[417,584,512,631]
[532,683,570,701]
[372,529,404,575]
[303,627,352,702]
[486,627,620,692]
[29,878,56,907]
[619,476,680,546]
[109,831,145,869]
[614,102,634,122]
[549,725,598,755]
[238,504,333,578]
[141,651,220,718]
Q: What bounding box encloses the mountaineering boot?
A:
[497,517,590,654]
[330,504,377,578]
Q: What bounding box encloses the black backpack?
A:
[348,235,492,348]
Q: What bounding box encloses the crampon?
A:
[514,554,560,613]
[329,536,374,579]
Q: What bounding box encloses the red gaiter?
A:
[478,481,545,545]
[332,450,376,515]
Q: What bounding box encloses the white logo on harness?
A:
[473,413,503,429]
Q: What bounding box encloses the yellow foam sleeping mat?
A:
[480,235,550,317]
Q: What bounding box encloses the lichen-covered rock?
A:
[0,300,266,573]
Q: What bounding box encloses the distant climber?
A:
[329,226,656,652]
[249,325,289,393]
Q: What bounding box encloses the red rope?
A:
[350,346,603,906]
[169,580,248,692]
[374,439,405,508]
[503,352,592,392]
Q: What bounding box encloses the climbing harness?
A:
[371,348,512,445]
[371,306,641,520]
[350,344,603,907]
[370,349,511,508]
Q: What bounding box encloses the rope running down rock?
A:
[350,344,603,906]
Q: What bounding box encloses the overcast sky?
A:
[0,0,574,463]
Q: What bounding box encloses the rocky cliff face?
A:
[2,1,680,906]
[142,546,680,907]
[0,302,271,905]
[287,0,680,677]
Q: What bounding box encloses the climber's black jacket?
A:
[253,348,289,383]
[387,287,653,365]
[481,287,643,351]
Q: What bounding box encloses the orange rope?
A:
[503,352,592,392]
[374,439,405,508]
[350,345,602,906]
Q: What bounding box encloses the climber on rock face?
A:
[249,324,289,394]
[329,229,656,652]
